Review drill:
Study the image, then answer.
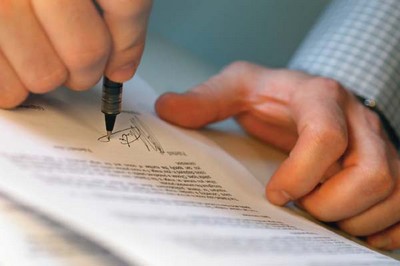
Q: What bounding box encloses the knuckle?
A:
[309,77,340,91]
[66,45,109,72]
[215,61,255,101]
[26,66,68,93]
[360,164,395,198]
[221,61,262,92]
[308,77,346,103]
[66,73,102,91]
[65,29,111,73]
[223,61,253,73]
[308,123,348,154]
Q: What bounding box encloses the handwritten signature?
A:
[98,114,164,154]
[18,104,45,111]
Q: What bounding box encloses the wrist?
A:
[356,95,400,149]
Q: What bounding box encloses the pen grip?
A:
[101,77,123,115]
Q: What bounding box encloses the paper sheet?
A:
[0,76,397,266]
[0,194,129,266]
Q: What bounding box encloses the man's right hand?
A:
[0,0,152,108]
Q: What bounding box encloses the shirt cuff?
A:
[288,0,400,143]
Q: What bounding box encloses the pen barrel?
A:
[101,78,123,115]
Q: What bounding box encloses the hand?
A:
[0,0,152,108]
[155,61,400,250]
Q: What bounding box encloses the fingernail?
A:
[268,190,292,205]
[369,236,391,249]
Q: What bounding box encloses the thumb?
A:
[155,62,264,128]
[155,90,223,129]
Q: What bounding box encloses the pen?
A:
[101,76,123,140]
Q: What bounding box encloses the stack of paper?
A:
[0,77,397,265]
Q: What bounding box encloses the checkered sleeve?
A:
[289,0,400,142]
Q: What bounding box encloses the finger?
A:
[235,113,297,153]
[336,158,399,236]
[266,78,348,205]
[96,0,152,82]
[0,0,67,93]
[156,62,286,128]
[0,50,29,108]
[368,221,400,250]
[31,0,111,90]
[298,102,396,222]
[337,174,400,237]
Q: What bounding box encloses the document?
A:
[0,76,398,265]
[0,194,129,266]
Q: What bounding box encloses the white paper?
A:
[0,194,129,266]
[0,76,397,266]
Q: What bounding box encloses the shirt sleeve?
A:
[289,0,400,140]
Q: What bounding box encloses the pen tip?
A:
[107,131,112,140]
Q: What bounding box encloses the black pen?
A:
[101,77,123,140]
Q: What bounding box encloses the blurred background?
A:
[138,0,331,92]
[148,0,331,68]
